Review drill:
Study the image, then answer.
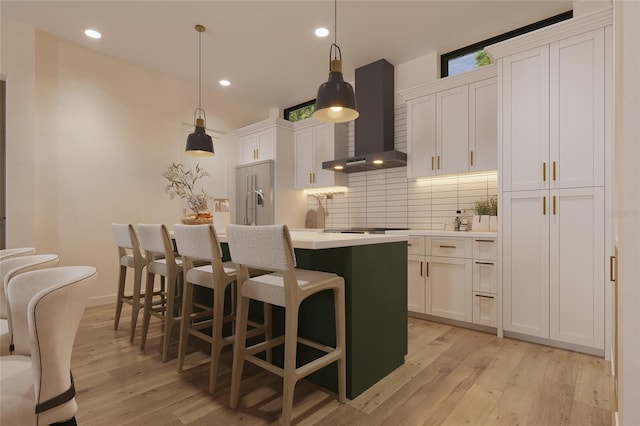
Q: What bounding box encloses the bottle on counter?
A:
[454,210,462,231]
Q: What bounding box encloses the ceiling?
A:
[2,0,572,114]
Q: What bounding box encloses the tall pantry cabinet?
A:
[487,9,612,353]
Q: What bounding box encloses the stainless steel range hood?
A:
[322,59,406,173]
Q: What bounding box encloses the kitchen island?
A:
[218,231,409,399]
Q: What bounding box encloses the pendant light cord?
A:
[198,28,202,117]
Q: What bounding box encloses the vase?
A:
[473,215,490,231]
[489,216,498,232]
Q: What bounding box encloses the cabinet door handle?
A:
[475,261,495,265]
[439,245,457,249]
[420,261,423,277]
[553,161,557,181]
[475,294,495,299]
[309,173,312,184]
[470,151,474,167]
[426,261,429,277]
[553,195,557,215]
[543,162,547,182]
[610,256,616,282]
[475,239,494,243]
[437,156,441,170]
[543,196,546,215]
[407,243,413,247]
[431,156,435,170]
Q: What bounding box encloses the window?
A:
[284,99,316,122]
[441,10,573,78]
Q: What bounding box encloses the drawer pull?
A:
[426,261,429,277]
[475,294,494,299]
[420,261,423,277]
[610,255,616,282]
[475,239,494,243]
[439,245,457,249]
[475,261,495,265]
[407,243,413,246]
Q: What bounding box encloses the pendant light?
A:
[313,0,358,123]
[185,24,214,157]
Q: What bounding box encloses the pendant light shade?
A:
[313,0,358,123]
[186,24,214,157]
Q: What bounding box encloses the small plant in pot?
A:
[473,197,498,231]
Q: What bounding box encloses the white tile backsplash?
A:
[305,105,497,230]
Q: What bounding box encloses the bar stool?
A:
[137,224,183,363]
[173,224,237,393]
[226,224,346,425]
[0,248,36,261]
[111,223,149,341]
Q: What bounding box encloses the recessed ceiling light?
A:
[219,80,231,86]
[315,28,329,37]
[84,29,102,39]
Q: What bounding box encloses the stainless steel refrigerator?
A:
[235,160,275,225]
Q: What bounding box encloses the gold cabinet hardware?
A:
[610,256,616,282]
[439,245,456,249]
[543,196,547,215]
[431,156,435,170]
[420,261,423,277]
[470,151,474,166]
[475,239,494,243]
[313,173,316,184]
[475,261,495,265]
[426,261,430,277]
[475,294,495,299]
[553,161,557,181]
[407,243,413,247]
[553,195,557,215]
[543,162,547,182]
[437,156,441,170]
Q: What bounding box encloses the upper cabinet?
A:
[400,66,497,179]
[236,117,293,165]
[494,23,607,192]
[293,118,347,189]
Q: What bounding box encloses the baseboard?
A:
[503,330,605,357]
[88,294,115,307]
[408,312,498,336]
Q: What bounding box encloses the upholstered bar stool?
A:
[0,266,96,426]
[137,224,183,363]
[0,254,59,355]
[226,224,346,425]
[173,224,237,393]
[111,223,163,342]
[0,247,36,261]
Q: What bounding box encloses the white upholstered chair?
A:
[226,224,346,425]
[173,224,237,393]
[137,223,183,362]
[1,254,60,355]
[111,223,148,341]
[0,247,36,261]
[0,266,96,426]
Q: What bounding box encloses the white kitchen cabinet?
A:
[473,294,498,327]
[500,29,606,192]
[293,118,347,189]
[236,118,293,164]
[489,10,612,353]
[430,256,472,322]
[472,237,498,327]
[400,65,497,179]
[469,78,498,172]
[437,85,469,175]
[407,236,430,314]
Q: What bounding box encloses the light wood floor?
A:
[72,304,613,425]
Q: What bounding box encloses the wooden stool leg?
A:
[335,286,347,403]
[114,265,127,330]
[209,286,226,393]
[281,303,300,426]
[140,272,155,350]
[129,265,144,341]
[230,294,250,408]
[263,302,272,364]
[162,274,176,363]
[177,281,194,372]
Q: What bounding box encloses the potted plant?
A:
[162,162,212,224]
[473,197,498,231]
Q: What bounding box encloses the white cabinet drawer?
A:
[473,292,497,327]
[408,236,427,256]
[431,237,471,258]
[473,260,498,293]
[473,238,497,260]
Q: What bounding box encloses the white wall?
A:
[1,21,255,305]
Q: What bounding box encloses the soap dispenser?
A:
[454,210,462,231]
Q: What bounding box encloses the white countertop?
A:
[385,230,497,238]
[217,231,408,250]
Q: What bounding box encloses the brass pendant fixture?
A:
[313,0,358,123]
[185,24,214,157]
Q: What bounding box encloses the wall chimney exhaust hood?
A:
[322,59,406,173]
